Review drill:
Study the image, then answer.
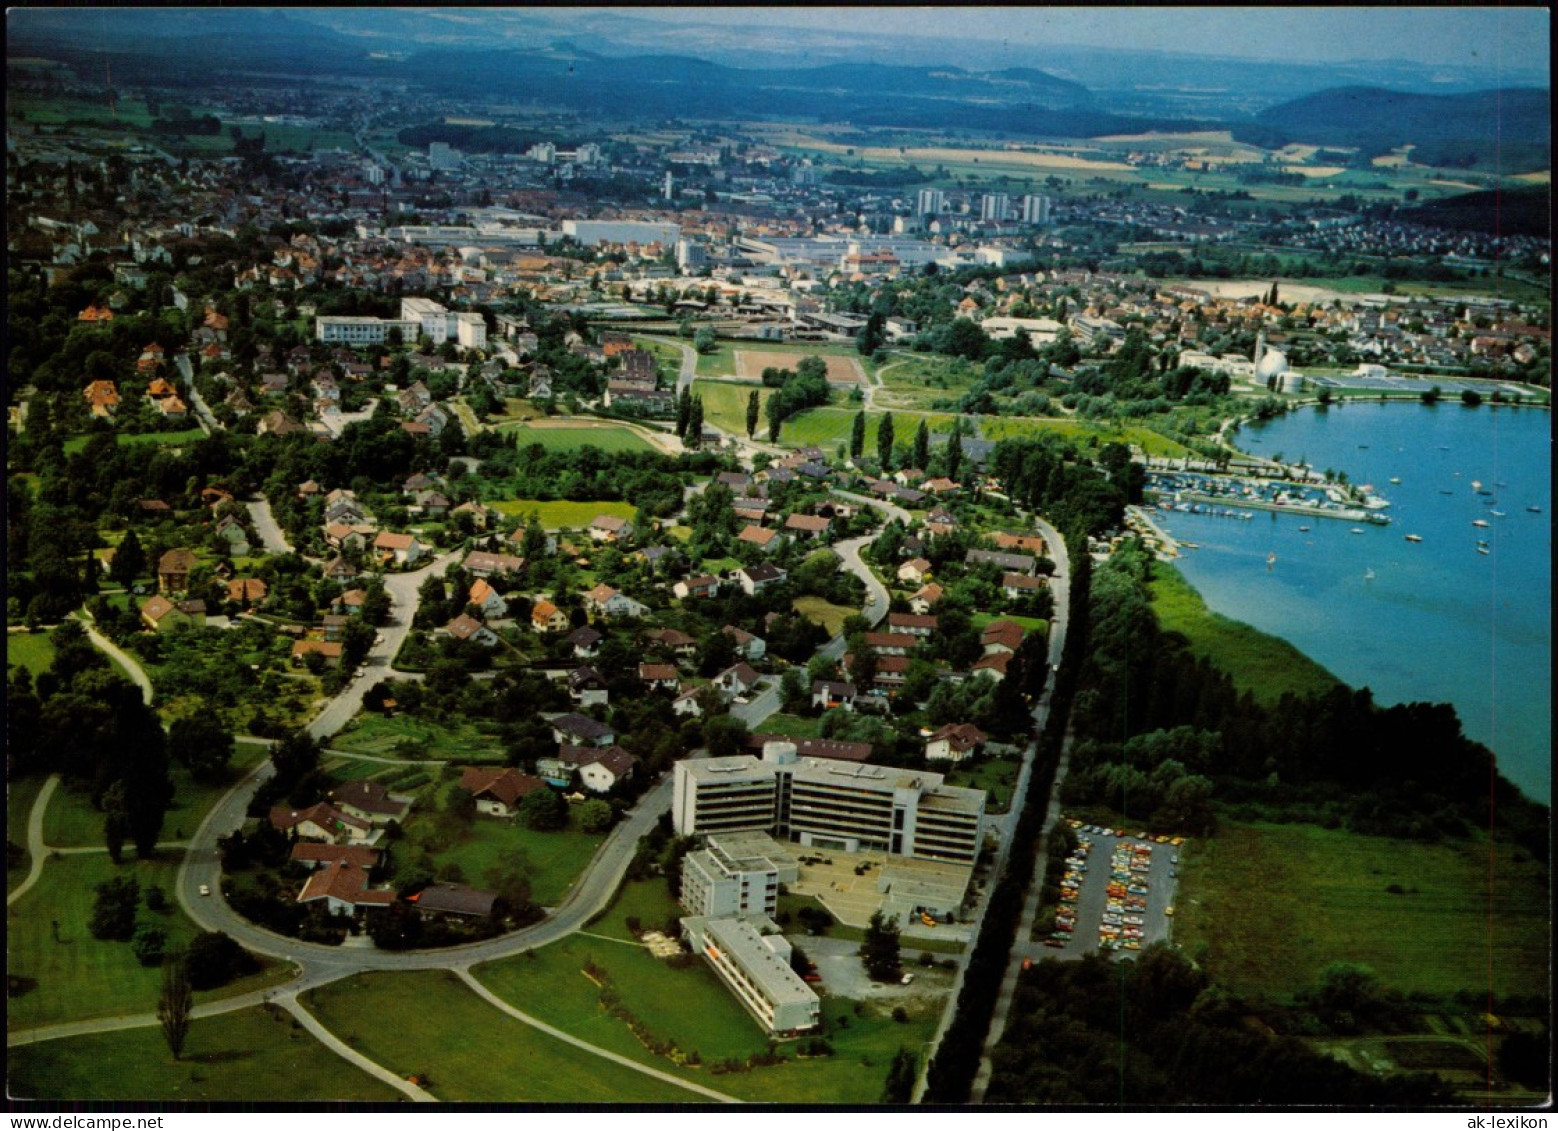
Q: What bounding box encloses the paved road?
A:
[305,549,461,740]
[6,775,60,908]
[281,992,436,1102]
[74,613,155,705]
[245,493,295,556]
[643,335,698,396]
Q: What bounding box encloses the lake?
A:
[1152,402,1551,802]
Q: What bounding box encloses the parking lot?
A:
[1043,825,1183,958]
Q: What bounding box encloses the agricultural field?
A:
[689,378,771,437]
[488,498,637,529]
[503,421,658,454]
[6,851,291,1031]
[7,1005,401,1102]
[734,350,866,386]
[1147,562,1341,705]
[1173,821,1551,1001]
[302,969,698,1103]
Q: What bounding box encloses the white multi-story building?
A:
[915,188,945,217]
[561,220,680,248]
[680,833,798,919]
[401,296,449,342]
[980,193,1010,222]
[680,914,820,1035]
[453,311,486,350]
[315,316,419,345]
[1020,194,1053,225]
[672,742,985,866]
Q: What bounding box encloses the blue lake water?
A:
[1151,402,1551,803]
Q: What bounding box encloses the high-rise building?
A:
[1020,194,1053,225]
[915,188,945,217]
[980,193,1011,222]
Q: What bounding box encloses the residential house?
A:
[784,513,831,541]
[721,625,766,661]
[451,500,494,530]
[213,515,250,557]
[566,625,602,657]
[864,632,918,657]
[1002,572,1046,599]
[886,613,938,638]
[292,639,344,667]
[463,550,525,579]
[538,744,638,793]
[83,379,121,417]
[673,574,720,600]
[296,860,396,914]
[140,594,201,632]
[321,614,350,642]
[551,713,616,747]
[468,578,507,618]
[270,802,375,845]
[971,651,1013,682]
[980,619,1025,656]
[672,685,706,717]
[639,663,680,691]
[645,627,698,657]
[812,680,857,711]
[738,524,780,552]
[568,665,609,706]
[737,563,786,596]
[716,471,753,492]
[585,583,648,619]
[289,843,382,871]
[408,883,498,919]
[909,582,945,614]
[444,613,499,647]
[589,514,630,542]
[322,555,358,582]
[531,600,570,633]
[157,548,198,595]
[374,531,426,566]
[744,734,874,763]
[925,722,987,763]
[994,531,1046,556]
[329,781,412,826]
[459,766,547,819]
[713,661,762,700]
[965,549,1035,575]
[227,577,268,605]
[897,558,933,585]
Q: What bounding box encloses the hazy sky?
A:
[622,7,1550,74]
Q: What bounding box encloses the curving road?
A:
[74,613,155,706]
[7,775,60,908]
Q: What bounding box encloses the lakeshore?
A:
[1156,402,1551,801]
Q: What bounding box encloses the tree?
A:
[693,327,717,354]
[113,528,147,585]
[132,923,168,966]
[168,714,234,783]
[578,798,614,833]
[860,911,902,981]
[687,395,704,446]
[157,948,194,1060]
[882,1046,918,1103]
[766,390,785,442]
[745,389,760,439]
[89,875,140,941]
[184,931,258,990]
[850,410,866,459]
[520,787,568,831]
[912,420,930,470]
[674,387,692,440]
[946,429,964,482]
[877,412,896,470]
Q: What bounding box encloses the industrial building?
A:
[673,742,985,865]
[561,219,681,247]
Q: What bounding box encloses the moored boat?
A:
[1405,534,1422,543]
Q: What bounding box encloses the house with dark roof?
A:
[329,780,412,826]
[639,663,680,691]
[443,613,499,647]
[925,722,987,763]
[409,882,498,919]
[980,619,1025,656]
[157,548,198,595]
[713,661,762,699]
[966,549,1036,575]
[550,712,616,747]
[458,766,547,819]
[566,625,602,657]
[270,802,376,845]
[568,665,609,706]
[811,680,857,711]
[538,744,639,792]
[738,563,786,596]
[297,859,396,914]
[721,624,766,661]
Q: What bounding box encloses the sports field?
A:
[735,350,866,386]
[504,421,658,454]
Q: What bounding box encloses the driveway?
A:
[246,494,295,556]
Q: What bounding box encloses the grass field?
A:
[757,712,824,740]
[793,594,855,637]
[696,340,878,381]
[7,851,292,1030]
[475,878,941,1103]
[6,1004,401,1102]
[7,775,47,895]
[1174,821,1552,1002]
[979,416,1194,459]
[6,631,57,677]
[62,428,207,456]
[1148,562,1341,705]
[943,756,1022,813]
[690,378,771,437]
[302,969,697,1103]
[971,612,1051,638]
[488,499,638,529]
[503,422,657,454]
[780,406,957,451]
[400,779,607,906]
[329,714,507,762]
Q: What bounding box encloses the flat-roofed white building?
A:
[673,742,984,866]
[562,220,680,248]
[681,832,799,919]
[315,316,419,345]
[680,914,820,1035]
[453,311,487,350]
